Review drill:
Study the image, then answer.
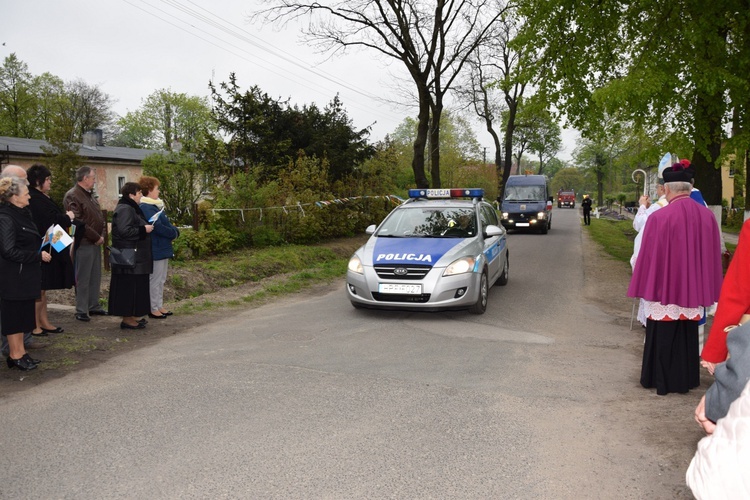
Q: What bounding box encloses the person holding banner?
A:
[138,176,179,319]
[27,164,77,336]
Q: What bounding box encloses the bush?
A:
[173,228,243,259]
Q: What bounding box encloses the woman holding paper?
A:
[27,164,76,336]
[0,176,51,370]
[138,176,179,319]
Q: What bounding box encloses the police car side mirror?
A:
[365,224,377,235]
[484,225,504,238]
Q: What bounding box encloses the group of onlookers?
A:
[625,160,749,497]
[0,164,179,371]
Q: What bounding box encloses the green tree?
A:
[0,53,36,137]
[518,0,750,206]
[42,137,84,206]
[111,89,217,153]
[32,72,66,140]
[210,74,373,183]
[141,152,209,223]
[550,167,585,195]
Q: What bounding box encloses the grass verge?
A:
[585,219,637,263]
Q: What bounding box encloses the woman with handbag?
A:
[27,164,77,336]
[108,182,153,329]
[0,176,52,370]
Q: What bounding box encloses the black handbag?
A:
[108,247,136,269]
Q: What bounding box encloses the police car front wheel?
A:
[469,271,488,314]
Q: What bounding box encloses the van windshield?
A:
[504,185,545,202]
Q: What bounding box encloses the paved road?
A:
[0,209,701,498]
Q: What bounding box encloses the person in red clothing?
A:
[701,219,750,374]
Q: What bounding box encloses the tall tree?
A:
[0,53,36,138]
[518,0,750,206]
[54,79,115,143]
[257,0,508,189]
[456,10,534,199]
[111,89,217,153]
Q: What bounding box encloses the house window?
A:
[117,176,126,197]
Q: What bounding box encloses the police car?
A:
[346,188,509,314]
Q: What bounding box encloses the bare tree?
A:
[455,11,534,198]
[55,79,115,142]
[256,0,508,188]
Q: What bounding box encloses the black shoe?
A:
[138,318,148,325]
[41,326,64,334]
[148,312,167,319]
[7,356,37,371]
[120,322,146,330]
[89,309,109,316]
[162,311,173,316]
[22,353,41,364]
[31,331,49,337]
[75,313,91,322]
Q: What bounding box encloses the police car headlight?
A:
[443,256,476,276]
[347,256,363,274]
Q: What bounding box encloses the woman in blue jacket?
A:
[138,176,179,319]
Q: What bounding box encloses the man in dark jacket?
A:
[581,194,593,225]
[63,166,107,322]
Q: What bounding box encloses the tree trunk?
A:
[411,86,431,189]
[500,103,518,200]
[429,104,442,188]
[692,90,724,205]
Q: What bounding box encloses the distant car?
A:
[346,188,509,314]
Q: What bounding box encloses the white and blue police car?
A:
[346,188,509,314]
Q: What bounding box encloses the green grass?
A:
[585,219,638,263]
[172,257,349,314]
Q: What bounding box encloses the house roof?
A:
[0,136,162,163]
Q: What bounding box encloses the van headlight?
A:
[347,256,363,274]
[502,212,509,219]
[537,212,546,219]
[444,256,477,276]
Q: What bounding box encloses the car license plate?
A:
[379,283,422,295]
[516,222,530,227]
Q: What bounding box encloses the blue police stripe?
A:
[373,238,460,265]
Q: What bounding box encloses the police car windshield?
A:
[376,207,476,238]
[504,185,545,202]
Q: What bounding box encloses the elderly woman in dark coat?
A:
[109,182,154,329]
[0,176,52,370]
[27,164,77,336]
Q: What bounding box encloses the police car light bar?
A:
[408,188,484,199]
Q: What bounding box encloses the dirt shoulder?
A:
[0,236,369,396]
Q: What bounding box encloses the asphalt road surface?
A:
[0,209,703,499]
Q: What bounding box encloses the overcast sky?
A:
[3,0,576,160]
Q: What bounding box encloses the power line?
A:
[122,0,406,127]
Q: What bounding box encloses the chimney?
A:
[82,131,98,150]
[94,128,104,146]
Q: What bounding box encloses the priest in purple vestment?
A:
[627,163,723,395]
